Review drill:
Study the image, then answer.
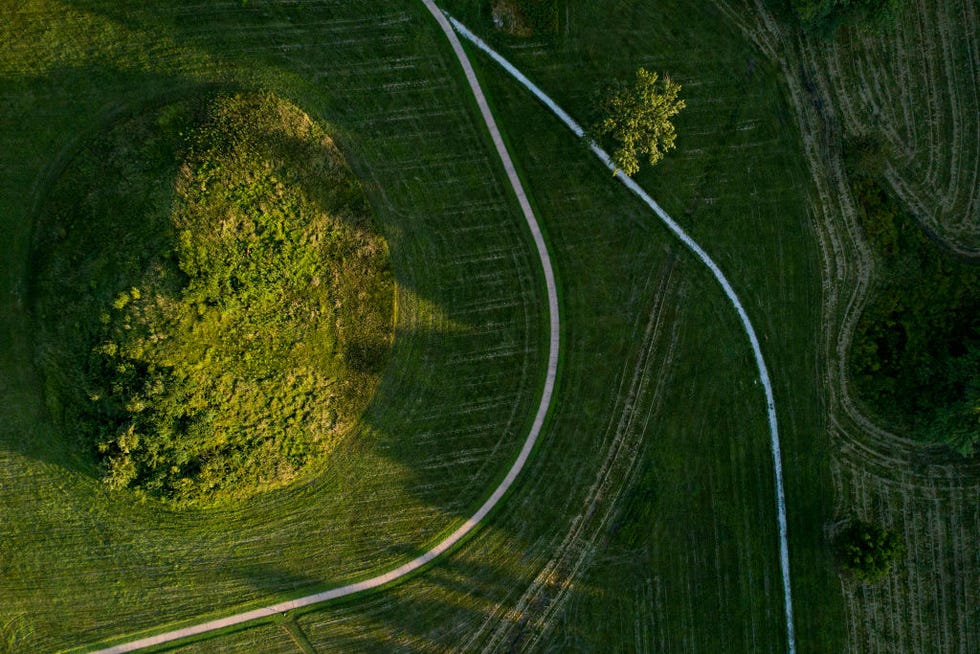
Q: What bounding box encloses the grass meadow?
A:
[1,0,846,652]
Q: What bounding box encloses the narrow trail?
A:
[439,12,798,654]
[90,1,561,651]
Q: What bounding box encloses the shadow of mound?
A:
[1,66,201,477]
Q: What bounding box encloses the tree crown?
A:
[590,68,685,176]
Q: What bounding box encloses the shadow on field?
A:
[287,540,607,653]
[230,563,328,596]
[1,64,195,477]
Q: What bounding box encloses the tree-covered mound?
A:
[846,138,979,457]
[30,92,394,505]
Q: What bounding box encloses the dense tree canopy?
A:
[590,68,685,177]
[846,135,980,457]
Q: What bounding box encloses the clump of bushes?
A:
[491,0,558,37]
[834,519,904,582]
[31,92,394,504]
[846,134,980,457]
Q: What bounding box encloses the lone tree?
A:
[590,67,685,176]
[835,520,904,582]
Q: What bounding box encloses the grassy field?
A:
[818,0,980,254]
[715,0,980,652]
[2,1,548,649]
[119,0,840,651]
[7,0,957,652]
[806,4,980,651]
[433,1,840,650]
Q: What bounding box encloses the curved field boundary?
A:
[90,2,561,652]
[439,12,798,654]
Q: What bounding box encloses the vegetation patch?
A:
[834,519,904,582]
[491,0,559,36]
[778,0,905,33]
[30,91,394,505]
[846,137,980,456]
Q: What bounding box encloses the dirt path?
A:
[91,2,561,652]
[441,13,798,654]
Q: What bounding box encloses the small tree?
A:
[835,520,904,582]
[590,68,685,177]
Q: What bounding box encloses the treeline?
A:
[846,136,980,456]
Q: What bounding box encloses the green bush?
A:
[31,92,394,504]
[835,520,904,582]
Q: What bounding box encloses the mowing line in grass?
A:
[440,10,797,653]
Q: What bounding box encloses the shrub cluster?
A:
[846,136,979,456]
[834,520,904,582]
[31,92,393,503]
[492,0,558,36]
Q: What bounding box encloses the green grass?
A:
[167,621,301,654]
[432,1,842,650]
[1,0,844,652]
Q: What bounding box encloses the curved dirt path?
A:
[440,12,797,654]
[91,2,560,652]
